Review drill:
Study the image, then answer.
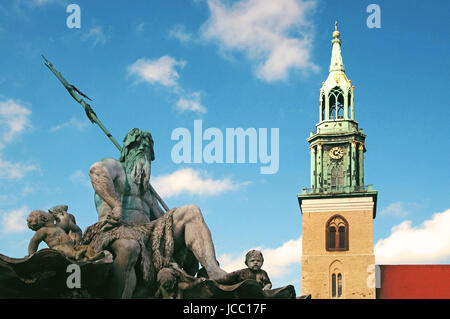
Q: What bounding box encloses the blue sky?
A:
[0,0,449,295]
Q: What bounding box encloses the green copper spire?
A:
[329,21,345,73]
[298,20,377,222]
[320,21,353,123]
[301,21,369,194]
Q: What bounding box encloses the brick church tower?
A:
[297,22,378,299]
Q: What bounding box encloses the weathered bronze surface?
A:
[0,129,297,298]
[0,60,298,299]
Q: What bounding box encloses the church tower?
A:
[297,22,378,299]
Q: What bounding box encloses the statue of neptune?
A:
[89,128,226,298]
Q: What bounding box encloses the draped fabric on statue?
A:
[83,209,177,285]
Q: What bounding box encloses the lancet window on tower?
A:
[326,215,349,251]
[347,90,352,118]
[321,94,325,121]
[331,271,343,298]
[330,259,344,298]
[328,87,344,119]
[337,273,343,297]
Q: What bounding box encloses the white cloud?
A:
[0,99,37,179]
[176,92,207,113]
[0,206,28,234]
[375,209,450,264]
[0,156,39,179]
[82,26,110,46]
[219,237,302,278]
[69,169,91,187]
[169,24,194,44]
[128,56,187,87]
[379,201,419,217]
[0,99,32,148]
[201,0,317,82]
[127,56,206,113]
[50,116,90,132]
[152,168,246,198]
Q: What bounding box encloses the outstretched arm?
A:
[263,283,272,291]
[28,231,45,256]
[262,270,272,290]
[68,216,83,245]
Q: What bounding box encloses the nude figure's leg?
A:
[172,205,227,280]
[109,239,140,298]
[56,246,84,260]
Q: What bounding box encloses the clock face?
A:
[329,147,344,160]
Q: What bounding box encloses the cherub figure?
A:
[243,250,272,290]
[27,210,104,261]
[218,249,272,291]
[48,205,82,245]
[27,210,87,260]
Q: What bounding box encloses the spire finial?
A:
[333,20,340,38]
[329,20,344,72]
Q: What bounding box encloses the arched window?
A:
[321,94,325,121]
[329,226,336,248]
[338,273,343,297]
[326,215,349,251]
[348,90,352,116]
[331,273,343,298]
[338,226,346,249]
[328,87,344,120]
[330,260,343,298]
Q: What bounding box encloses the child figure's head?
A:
[27,210,54,231]
[245,249,264,271]
[48,204,68,222]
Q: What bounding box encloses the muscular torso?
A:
[120,175,154,223]
[92,158,162,224]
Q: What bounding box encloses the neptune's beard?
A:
[125,151,151,194]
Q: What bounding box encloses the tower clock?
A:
[298,22,378,299]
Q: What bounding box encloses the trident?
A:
[42,55,170,212]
